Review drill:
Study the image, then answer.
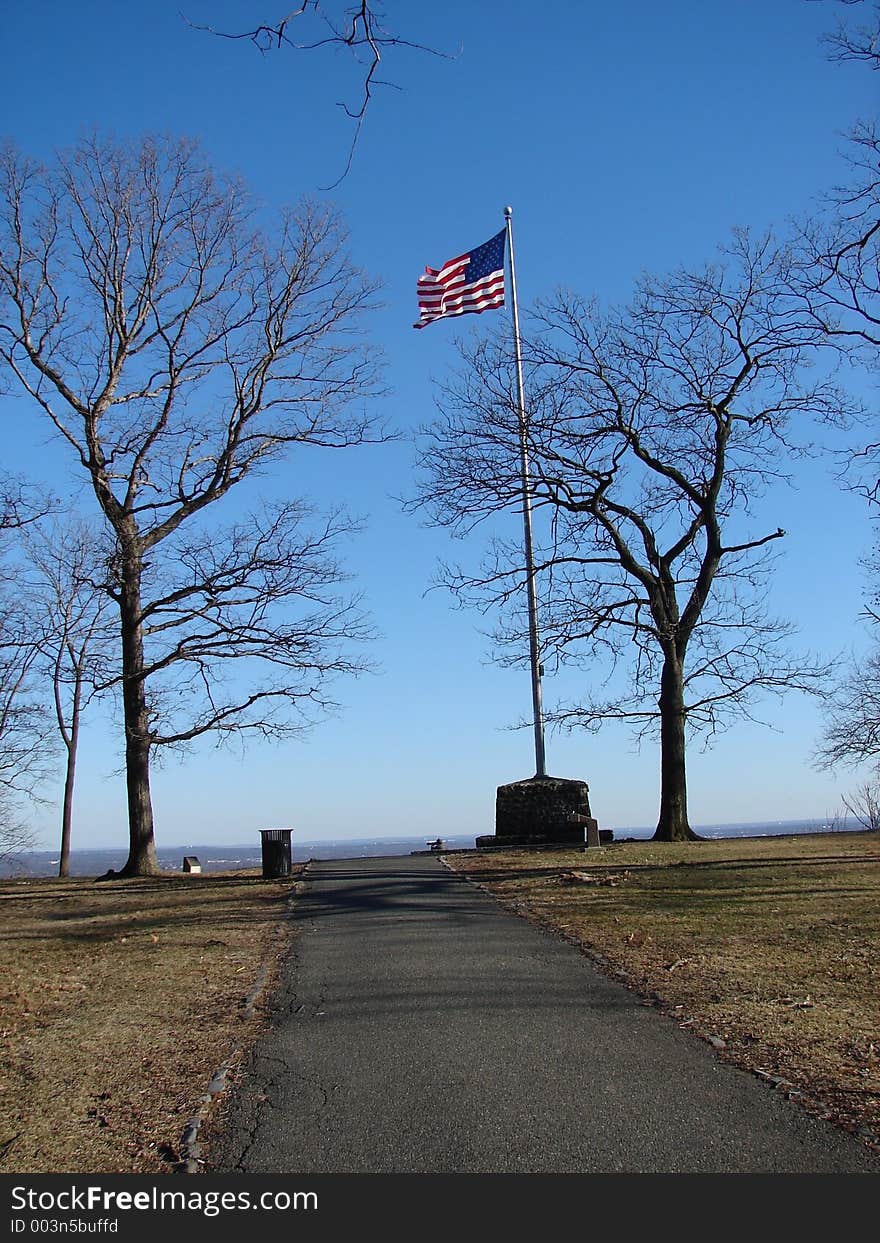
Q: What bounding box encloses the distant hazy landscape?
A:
[1,818,860,878]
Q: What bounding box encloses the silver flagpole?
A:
[504,205,547,778]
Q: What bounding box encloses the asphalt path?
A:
[209,854,880,1174]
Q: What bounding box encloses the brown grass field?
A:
[1,832,878,1173]
[445,831,880,1151]
[0,870,300,1174]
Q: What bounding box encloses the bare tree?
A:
[0,475,56,863]
[0,621,47,869]
[0,467,54,805]
[0,797,36,874]
[798,1,880,773]
[792,119,879,371]
[187,2,449,186]
[0,135,383,876]
[0,596,51,806]
[414,233,839,841]
[110,498,375,751]
[817,641,880,768]
[22,519,116,877]
[793,0,879,468]
[821,0,880,69]
[0,471,51,539]
[842,777,880,830]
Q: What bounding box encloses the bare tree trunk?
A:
[57,673,81,878]
[654,649,700,842]
[117,546,159,877]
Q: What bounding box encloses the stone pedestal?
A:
[475,775,599,848]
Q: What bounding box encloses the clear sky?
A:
[1,1,878,850]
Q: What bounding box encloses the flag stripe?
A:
[418,270,503,298]
[420,289,503,310]
[418,278,504,314]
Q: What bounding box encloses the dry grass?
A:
[446,832,880,1148]
[6,834,879,1172]
[0,870,300,1174]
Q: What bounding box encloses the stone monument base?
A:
[475,775,603,849]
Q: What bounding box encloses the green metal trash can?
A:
[260,828,293,879]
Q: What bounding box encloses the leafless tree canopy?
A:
[0,803,36,872]
[793,121,880,359]
[414,234,839,839]
[805,1,880,778]
[791,1,879,499]
[0,135,383,490]
[0,593,52,805]
[817,643,880,769]
[187,2,449,186]
[822,0,880,68]
[0,477,56,830]
[123,500,375,750]
[842,777,880,829]
[0,135,384,874]
[0,472,52,539]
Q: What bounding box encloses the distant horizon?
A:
[5,816,869,879]
[21,815,859,855]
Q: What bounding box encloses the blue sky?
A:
[1,1,878,849]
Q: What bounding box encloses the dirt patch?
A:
[0,869,302,1173]
[445,833,880,1149]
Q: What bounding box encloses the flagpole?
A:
[505,205,547,779]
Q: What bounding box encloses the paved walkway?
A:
[210,855,880,1174]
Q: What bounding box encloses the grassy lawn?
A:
[445,832,880,1149]
[0,870,300,1174]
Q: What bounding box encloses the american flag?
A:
[413,228,506,329]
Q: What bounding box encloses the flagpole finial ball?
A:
[504,205,512,218]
